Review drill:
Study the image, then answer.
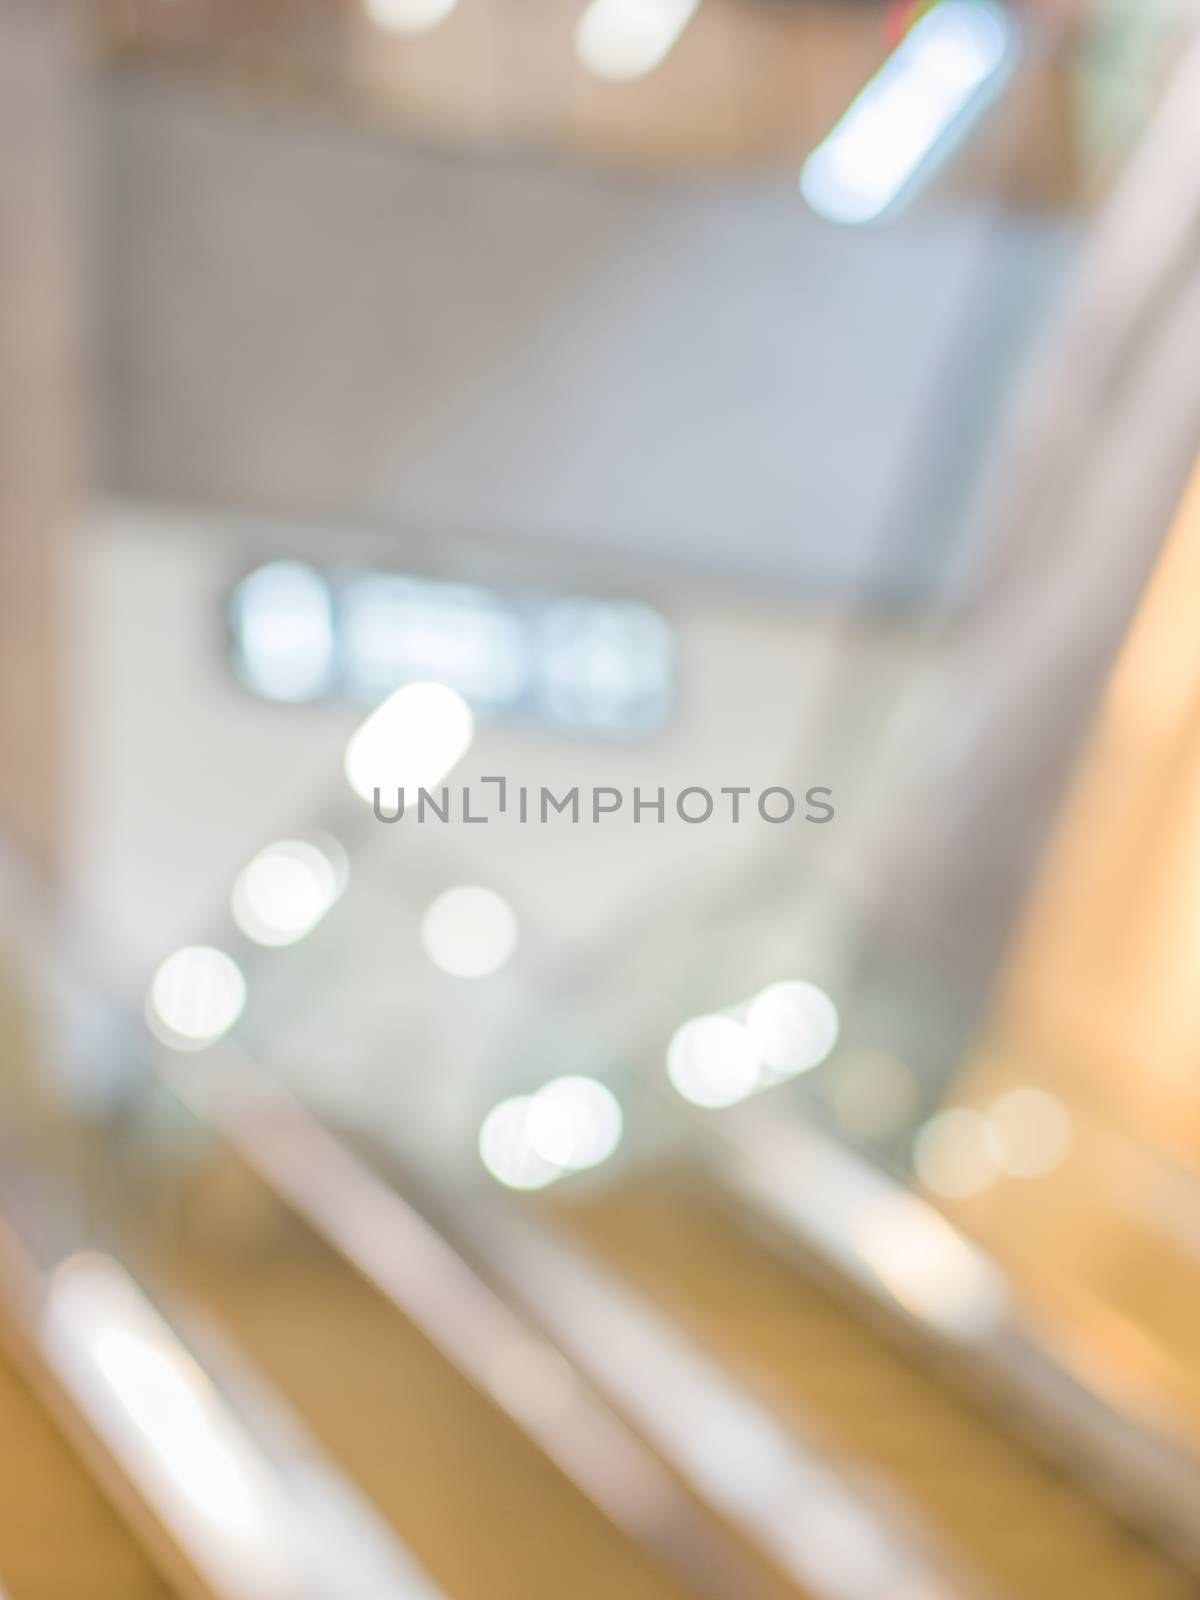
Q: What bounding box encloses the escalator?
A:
[129,1127,769,1600]
[4,1024,1200,1600]
[5,855,1200,1600]
[548,1166,1196,1600]
[110,1048,1200,1600]
[0,1339,177,1600]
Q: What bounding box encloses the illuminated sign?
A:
[229,561,674,738]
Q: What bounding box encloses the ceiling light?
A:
[364,0,458,35]
[147,947,246,1051]
[800,0,1016,225]
[421,885,518,978]
[231,837,345,948]
[344,680,474,805]
[745,980,839,1079]
[913,1107,999,1199]
[229,561,334,703]
[575,0,699,83]
[666,1014,759,1108]
[526,1076,623,1171]
[988,1087,1072,1178]
[479,1096,565,1190]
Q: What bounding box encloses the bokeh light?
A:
[800,0,1016,225]
[913,1108,998,1199]
[988,1087,1072,1178]
[666,1014,760,1108]
[231,837,346,947]
[344,681,474,804]
[421,885,518,978]
[229,561,334,703]
[364,0,459,34]
[526,1076,623,1171]
[478,1096,564,1190]
[746,980,839,1078]
[147,946,246,1050]
[575,0,699,82]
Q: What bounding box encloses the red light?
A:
[883,0,935,49]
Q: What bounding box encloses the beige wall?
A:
[0,2,81,871]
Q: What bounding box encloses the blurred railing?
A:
[0,1164,445,1600]
[8,708,1200,1598]
[706,1097,1200,1569]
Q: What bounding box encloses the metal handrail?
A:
[0,1151,445,1600]
[709,1098,1200,1573]
[158,1040,993,1600]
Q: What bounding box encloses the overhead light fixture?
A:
[988,1087,1072,1178]
[666,979,840,1109]
[913,1107,1000,1199]
[666,1014,760,1108]
[231,837,346,948]
[745,981,839,1079]
[364,0,459,35]
[340,574,530,712]
[575,0,700,83]
[800,0,1017,225]
[526,1076,623,1171]
[228,563,675,738]
[420,885,518,979]
[478,1096,565,1191]
[478,1076,624,1189]
[344,680,474,805]
[229,561,334,704]
[147,946,247,1051]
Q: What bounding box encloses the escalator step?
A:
[0,1342,176,1600]
[159,1176,697,1600]
[555,1174,1194,1600]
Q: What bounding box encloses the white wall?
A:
[67,504,917,994]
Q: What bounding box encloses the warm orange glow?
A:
[942,452,1200,1383]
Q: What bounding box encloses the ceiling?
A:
[92,74,1073,601]
[82,0,1082,204]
